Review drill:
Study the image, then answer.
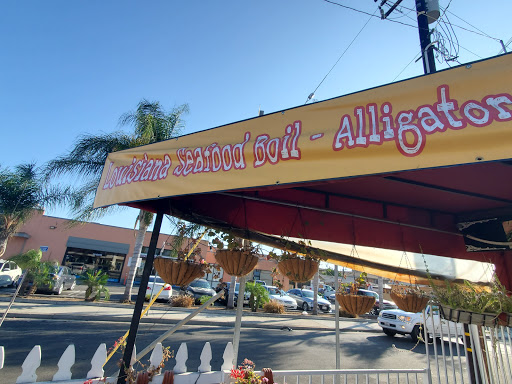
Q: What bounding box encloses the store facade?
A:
[3,210,286,287]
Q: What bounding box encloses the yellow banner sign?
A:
[94,54,512,208]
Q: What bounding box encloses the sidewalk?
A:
[0,295,381,333]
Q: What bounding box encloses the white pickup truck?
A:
[378,305,464,342]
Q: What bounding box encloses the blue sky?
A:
[1,0,511,234]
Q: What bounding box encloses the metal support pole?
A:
[377,276,384,312]
[117,211,164,384]
[232,275,246,368]
[334,265,340,370]
[416,0,436,74]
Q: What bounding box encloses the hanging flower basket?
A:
[439,305,498,327]
[215,249,259,277]
[277,258,319,283]
[153,257,205,287]
[390,291,430,313]
[336,294,376,317]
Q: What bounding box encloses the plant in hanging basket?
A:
[335,272,376,317]
[153,257,205,287]
[268,237,323,283]
[429,278,504,327]
[390,284,431,313]
[273,253,320,283]
[215,249,259,277]
[212,232,260,277]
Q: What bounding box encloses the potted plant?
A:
[154,249,206,287]
[429,278,503,327]
[268,239,322,283]
[390,283,430,313]
[212,232,259,277]
[335,272,376,317]
[231,358,271,384]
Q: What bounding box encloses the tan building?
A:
[3,211,288,289]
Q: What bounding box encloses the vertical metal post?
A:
[232,275,247,367]
[377,276,384,312]
[334,265,340,371]
[464,324,479,384]
[117,211,164,384]
[415,0,436,74]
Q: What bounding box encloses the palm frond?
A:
[43,132,136,181]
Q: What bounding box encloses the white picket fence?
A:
[0,341,234,384]
[0,341,431,384]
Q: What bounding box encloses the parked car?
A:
[378,304,463,343]
[145,275,173,302]
[356,289,397,315]
[37,265,76,295]
[263,286,297,310]
[218,282,250,306]
[0,259,22,287]
[319,285,335,299]
[287,288,332,312]
[184,278,216,304]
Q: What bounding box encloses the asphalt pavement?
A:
[0,292,381,333]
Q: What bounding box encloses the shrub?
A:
[83,269,110,301]
[199,295,214,306]
[246,282,269,312]
[172,294,194,308]
[263,300,285,314]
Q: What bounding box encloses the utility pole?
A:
[379,0,437,75]
[415,0,436,74]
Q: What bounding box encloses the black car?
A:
[184,278,216,304]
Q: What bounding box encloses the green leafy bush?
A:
[199,295,213,306]
[83,269,110,301]
[246,282,269,312]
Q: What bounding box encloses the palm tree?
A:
[0,163,70,257]
[44,100,189,302]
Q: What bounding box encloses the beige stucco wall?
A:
[4,211,291,288]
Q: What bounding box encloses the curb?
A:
[0,295,381,333]
[4,312,381,332]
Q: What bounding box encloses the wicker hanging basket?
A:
[153,257,205,287]
[336,294,376,316]
[439,305,498,327]
[277,258,319,283]
[215,249,259,277]
[390,291,430,313]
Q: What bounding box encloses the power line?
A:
[397,2,502,42]
[446,9,497,40]
[392,52,422,82]
[320,0,416,28]
[305,6,378,104]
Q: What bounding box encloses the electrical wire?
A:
[305,5,378,104]
[320,0,416,28]
[392,52,422,82]
[398,2,502,42]
[446,8,498,40]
